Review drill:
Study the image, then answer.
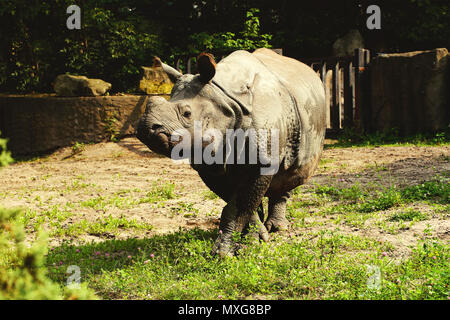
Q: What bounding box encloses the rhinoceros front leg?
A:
[265,192,291,232]
[212,174,272,257]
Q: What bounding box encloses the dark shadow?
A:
[116,134,166,158]
[46,228,218,283]
[119,95,148,136]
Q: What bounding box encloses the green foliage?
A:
[1,1,449,93]
[203,190,219,200]
[188,8,272,55]
[60,6,163,93]
[357,187,403,213]
[0,207,97,299]
[71,142,86,156]
[0,132,13,168]
[0,0,163,93]
[309,176,449,214]
[389,209,428,222]
[401,178,450,203]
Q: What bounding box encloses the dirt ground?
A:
[0,137,449,257]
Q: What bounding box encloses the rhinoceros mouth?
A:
[136,126,176,157]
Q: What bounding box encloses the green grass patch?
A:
[138,182,177,204]
[51,215,152,237]
[389,209,429,222]
[326,128,450,149]
[304,177,449,215]
[203,190,219,200]
[45,229,449,300]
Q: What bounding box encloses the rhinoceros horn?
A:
[153,56,182,83]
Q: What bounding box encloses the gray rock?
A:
[332,29,364,57]
[138,65,174,95]
[53,74,111,96]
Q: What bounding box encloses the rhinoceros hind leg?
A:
[265,192,291,232]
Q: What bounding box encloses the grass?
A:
[51,215,152,237]
[326,128,450,149]
[287,175,449,231]
[389,209,429,222]
[302,176,449,213]
[203,190,220,200]
[40,175,450,300]
[13,181,178,238]
[44,228,449,300]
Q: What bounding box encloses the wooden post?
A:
[321,62,327,86]
[331,62,341,130]
[187,57,194,74]
[175,58,182,72]
[354,48,370,131]
[321,62,331,129]
[343,61,354,128]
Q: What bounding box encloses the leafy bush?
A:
[0,1,163,93]
[60,6,163,93]
[0,208,97,299]
[1,1,449,94]
[0,131,13,167]
[188,8,272,54]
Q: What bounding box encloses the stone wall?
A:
[368,48,449,135]
[0,94,167,155]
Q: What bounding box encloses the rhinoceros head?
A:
[136,53,241,159]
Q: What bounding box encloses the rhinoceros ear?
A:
[153,56,182,83]
[197,53,216,84]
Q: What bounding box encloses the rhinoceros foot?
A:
[265,216,289,233]
[211,196,270,258]
[265,193,291,233]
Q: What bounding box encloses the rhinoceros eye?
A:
[178,104,192,120]
[183,110,191,118]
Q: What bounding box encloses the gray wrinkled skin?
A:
[136,48,326,257]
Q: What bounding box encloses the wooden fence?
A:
[302,48,371,135]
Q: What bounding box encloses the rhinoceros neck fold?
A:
[211,80,251,116]
[210,80,248,130]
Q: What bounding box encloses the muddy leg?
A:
[265,192,291,232]
[211,175,272,257]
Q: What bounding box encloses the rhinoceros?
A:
[136,48,326,257]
